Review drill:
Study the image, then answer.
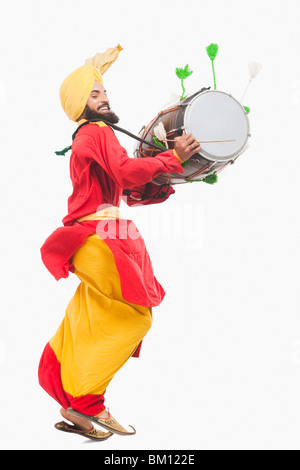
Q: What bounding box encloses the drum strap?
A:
[55,119,168,156]
[72,119,165,152]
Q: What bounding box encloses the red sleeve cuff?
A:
[154,149,185,174]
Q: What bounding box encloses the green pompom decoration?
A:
[206,43,219,90]
[176,64,194,100]
[206,43,219,61]
[181,159,191,168]
[185,173,218,185]
[202,173,218,185]
[244,106,251,114]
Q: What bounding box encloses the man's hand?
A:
[174,131,201,162]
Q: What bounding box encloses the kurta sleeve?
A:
[75,123,185,190]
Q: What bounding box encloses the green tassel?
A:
[206,43,219,90]
[55,145,72,156]
[202,173,218,184]
[153,137,167,149]
[185,173,218,184]
[175,64,194,100]
[181,159,191,168]
[244,106,251,114]
[206,43,219,61]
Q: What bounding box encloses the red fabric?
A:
[95,218,167,306]
[40,122,184,307]
[132,341,143,358]
[38,342,69,410]
[38,342,106,416]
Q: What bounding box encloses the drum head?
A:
[184,90,250,162]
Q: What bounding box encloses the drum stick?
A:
[168,139,236,143]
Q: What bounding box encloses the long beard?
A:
[83,105,120,124]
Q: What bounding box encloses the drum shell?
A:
[134,89,249,185]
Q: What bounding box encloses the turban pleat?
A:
[60,45,123,122]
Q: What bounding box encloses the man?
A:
[38,45,201,441]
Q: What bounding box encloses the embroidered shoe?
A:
[54,421,113,441]
[67,408,136,436]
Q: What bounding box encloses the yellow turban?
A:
[60,45,123,122]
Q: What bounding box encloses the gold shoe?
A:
[67,408,136,436]
[54,421,113,441]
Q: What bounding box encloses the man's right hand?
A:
[174,131,201,162]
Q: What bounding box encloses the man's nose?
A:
[100,93,109,103]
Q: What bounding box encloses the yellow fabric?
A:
[76,206,123,223]
[60,45,123,122]
[77,119,108,128]
[59,65,103,122]
[85,44,123,74]
[173,149,184,164]
[49,234,152,398]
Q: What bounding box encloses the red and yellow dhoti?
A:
[38,208,152,416]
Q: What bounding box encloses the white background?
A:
[0,0,299,450]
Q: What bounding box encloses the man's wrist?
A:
[173,149,184,164]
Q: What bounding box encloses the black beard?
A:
[83,105,120,124]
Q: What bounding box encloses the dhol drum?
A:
[134,88,251,185]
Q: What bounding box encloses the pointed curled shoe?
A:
[54,421,113,441]
[67,408,136,436]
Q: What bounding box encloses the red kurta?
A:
[40,121,184,307]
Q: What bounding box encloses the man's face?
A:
[82,81,119,124]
